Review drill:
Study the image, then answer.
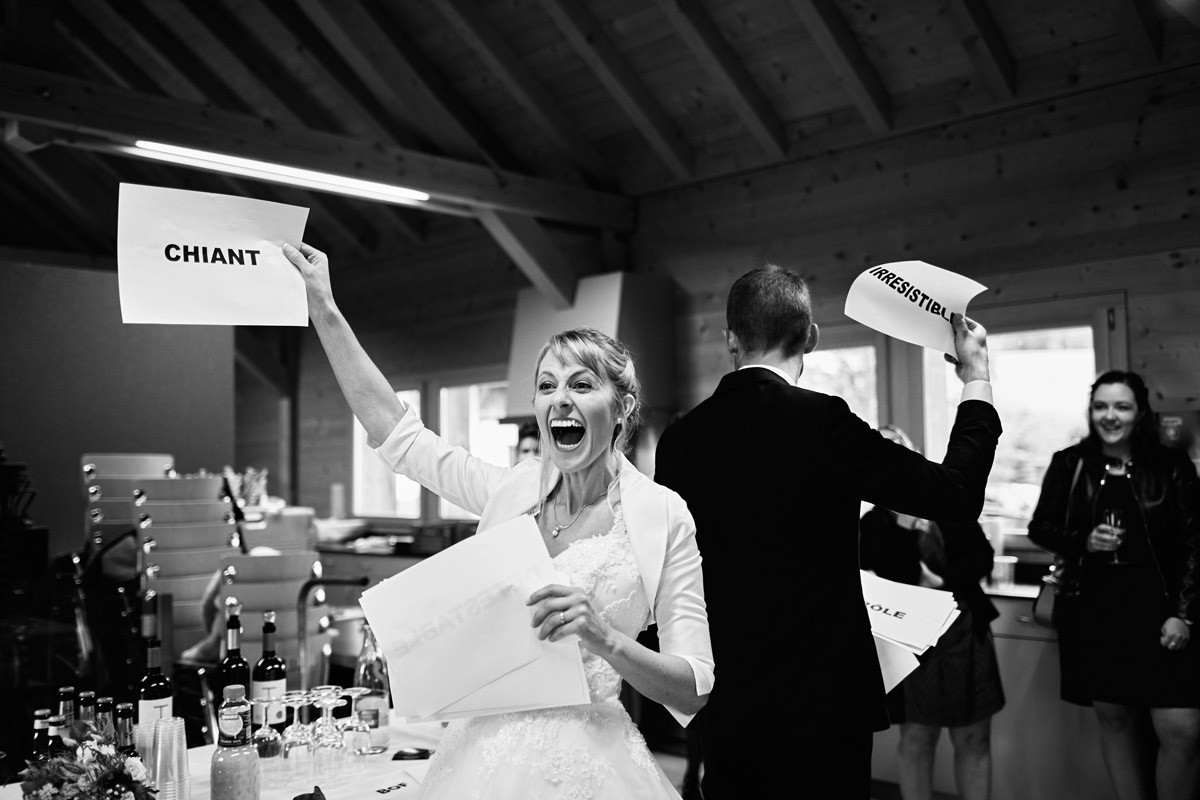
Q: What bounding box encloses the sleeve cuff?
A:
[960,380,993,406]
[665,655,715,728]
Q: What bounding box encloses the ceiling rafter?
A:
[431,0,614,186]
[0,63,635,231]
[539,0,693,181]
[63,0,374,259]
[296,0,593,308]
[651,0,787,160]
[787,0,891,133]
[1108,0,1163,63]
[2,147,115,249]
[178,0,425,245]
[0,151,94,251]
[946,0,1016,101]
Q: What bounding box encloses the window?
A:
[352,390,422,518]
[438,381,517,520]
[921,294,1127,529]
[351,380,517,521]
[803,345,879,428]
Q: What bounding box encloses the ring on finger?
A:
[559,611,566,627]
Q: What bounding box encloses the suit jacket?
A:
[373,404,715,726]
[654,368,1001,746]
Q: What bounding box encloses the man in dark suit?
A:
[654,265,1000,799]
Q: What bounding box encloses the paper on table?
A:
[844,260,986,356]
[117,183,309,326]
[861,570,960,655]
[360,515,588,720]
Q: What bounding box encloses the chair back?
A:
[218,552,330,691]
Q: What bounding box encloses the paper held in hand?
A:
[359,515,590,723]
[844,260,986,356]
[117,183,310,325]
[861,570,961,692]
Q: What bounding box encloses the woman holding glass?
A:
[1027,370,1200,800]
[282,242,712,800]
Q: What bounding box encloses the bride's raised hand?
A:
[528,583,615,656]
[282,241,334,315]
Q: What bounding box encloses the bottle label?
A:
[217,706,252,745]
[357,696,390,729]
[138,697,173,727]
[250,679,287,725]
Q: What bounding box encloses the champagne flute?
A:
[279,691,313,789]
[1104,508,1125,565]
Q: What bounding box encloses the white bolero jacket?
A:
[373,404,715,726]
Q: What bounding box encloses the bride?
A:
[284,242,714,799]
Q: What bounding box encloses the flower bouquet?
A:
[18,720,156,800]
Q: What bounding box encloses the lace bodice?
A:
[552,509,651,702]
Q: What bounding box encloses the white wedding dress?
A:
[417,509,684,800]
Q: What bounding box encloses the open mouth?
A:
[549,418,585,450]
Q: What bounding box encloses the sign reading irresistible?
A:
[844,260,986,356]
[117,183,309,325]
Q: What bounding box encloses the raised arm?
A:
[283,242,404,447]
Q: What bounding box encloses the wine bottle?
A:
[250,610,287,732]
[115,703,137,758]
[354,622,391,750]
[29,708,51,763]
[57,686,76,725]
[218,598,251,698]
[46,715,68,757]
[210,684,260,800]
[95,697,116,741]
[78,690,97,723]
[136,637,174,758]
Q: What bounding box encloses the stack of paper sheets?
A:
[860,570,961,692]
[359,516,590,723]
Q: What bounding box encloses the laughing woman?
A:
[283,242,713,800]
[1028,370,1200,800]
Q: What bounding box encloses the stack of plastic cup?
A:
[152,717,190,800]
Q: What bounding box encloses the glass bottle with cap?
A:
[46,715,68,757]
[353,622,391,751]
[115,703,138,757]
[95,697,116,741]
[57,686,76,725]
[78,690,97,723]
[29,708,51,762]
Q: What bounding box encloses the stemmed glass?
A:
[250,697,284,781]
[309,685,347,781]
[1104,508,1125,565]
[339,687,373,771]
[279,691,314,788]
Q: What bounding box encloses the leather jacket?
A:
[1027,443,1200,623]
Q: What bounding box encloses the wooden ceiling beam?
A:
[946,0,1017,101]
[432,0,614,185]
[651,0,787,160]
[0,151,95,251]
[1108,0,1163,63]
[179,0,425,246]
[787,0,891,133]
[0,245,116,271]
[58,1,375,259]
[0,63,635,230]
[477,210,581,310]
[539,0,692,181]
[0,146,114,249]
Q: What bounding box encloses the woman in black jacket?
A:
[860,425,1005,800]
[1028,370,1200,800]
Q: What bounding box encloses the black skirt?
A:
[887,606,1006,727]
[1058,562,1200,708]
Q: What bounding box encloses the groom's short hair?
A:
[726,264,813,358]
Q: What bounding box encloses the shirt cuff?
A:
[960,380,993,406]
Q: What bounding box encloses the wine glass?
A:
[1104,508,1125,565]
[279,691,313,788]
[309,686,347,781]
[339,687,373,770]
[250,697,284,781]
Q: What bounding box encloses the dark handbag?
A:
[1031,458,1086,628]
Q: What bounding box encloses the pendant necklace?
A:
[550,480,614,538]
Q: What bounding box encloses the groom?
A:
[654,265,1000,799]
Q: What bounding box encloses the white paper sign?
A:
[360,515,589,722]
[861,570,960,655]
[844,260,986,356]
[873,635,921,694]
[117,183,309,325]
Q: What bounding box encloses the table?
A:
[0,720,445,800]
